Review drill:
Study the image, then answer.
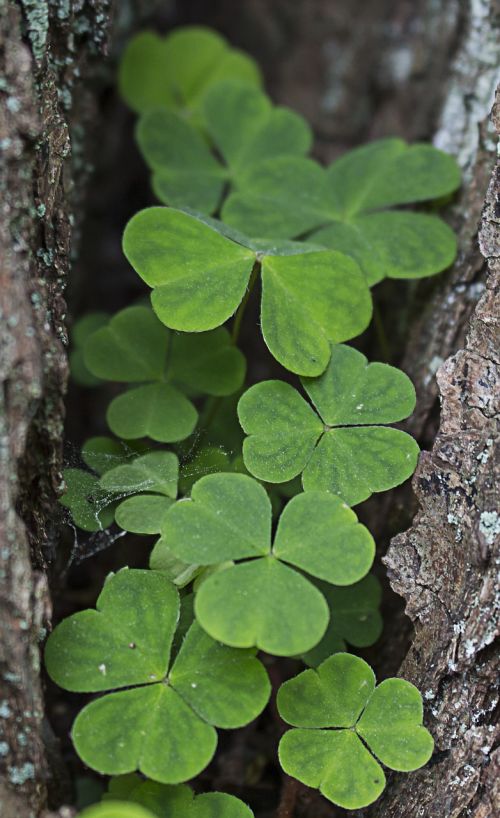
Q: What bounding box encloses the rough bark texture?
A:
[0,3,111,816]
[375,91,499,818]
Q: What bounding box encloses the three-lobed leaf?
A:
[239,344,419,505]
[162,473,375,654]
[119,27,261,117]
[277,653,434,809]
[45,569,270,783]
[123,208,372,376]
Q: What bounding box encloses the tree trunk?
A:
[0,3,112,815]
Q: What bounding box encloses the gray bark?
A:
[0,3,111,815]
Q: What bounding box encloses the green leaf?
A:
[356,678,435,771]
[80,802,157,818]
[273,491,375,585]
[115,494,174,535]
[122,208,255,332]
[107,384,198,443]
[194,557,329,656]
[119,27,261,116]
[260,251,372,375]
[163,473,272,563]
[150,537,201,587]
[81,437,146,476]
[83,306,168,382]
[178,446,232,496]
[169,327,246,396]
[45,569,269,784]
[100,451,179,499]
[59,468,114,532]
[139,82,310,212]
[70,312,109,387]
[238,381,323,483]
[45,570,178,692]
[302,575,383,666]
[104,777,255,818]
[239,345,419,505]
[222,139,459,282]
[279,729,386,810]
[277,653,433,808]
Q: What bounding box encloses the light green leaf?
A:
[238,381,323,483]
[169,622,271,727]
[163,473,272,563]
[195,557,329,656]
[73,684,217,783]
[45,570,179,692]
[279,728,386,810]
[302,344,416,425]
[70,312,109,387]
[137,109,226,212]
[80,802,157,818]
[222,156,328,239]
[277,653,375,728]
[59,468,114,532]
[302,426,419,506]
[104,777,255,818]
[83,306,168,382]
[115,494,174,535]
[273,491,375,585]
[100,451,179,498]
[302,575,383,666]
[123,208,255,332]
[239,347,419,504]
[277,653,433,808]
[357,678,435,771]
[107,383,198,443]
[260,251,372,375]
[119,27,261,116]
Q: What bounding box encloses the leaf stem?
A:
[231,260,260,345]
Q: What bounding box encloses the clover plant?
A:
[48,24,460,814]
[278,653,434,809]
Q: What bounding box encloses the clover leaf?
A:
[80,803,156,818]
[70,312,109,386]
[81,437,148,476]
[45,569,270,783]
[83,305,245,441]
[99,451,179,499]
[123,208,372,376]
[239,343,419,505]
[119,27,261,117]
[222,139,459,283]
[137,81,311,212]
[162,473,374,655]
[277,653,434,809]
[104,775,255,818]
[301,574,383,667]
[60,468,115,532]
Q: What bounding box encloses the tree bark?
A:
[0,3,111,816]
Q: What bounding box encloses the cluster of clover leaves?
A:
[47,25,461,817]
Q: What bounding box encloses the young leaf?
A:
[107,383,198,443]
[123,208,372,375]
[119,27,261,117]
[45,569,270,783]
[80,803,156,818]
[149,537,202,587]
[100,451,178,499]
[138,81,311,212]
[301,574,383,666]
[162,473,375,654]
[239,344,419,505]
[104,775,255,818]
[277,653,433,809]
[222,139,459,283]
[60,469,115,532]
[114,494,174,535]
